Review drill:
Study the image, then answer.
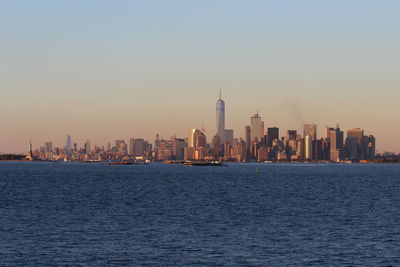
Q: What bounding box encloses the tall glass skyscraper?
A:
[303,124,317,141]
[216,90,225,144]
[251,113,263,143]
[65,134,72,156]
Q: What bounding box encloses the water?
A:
[1,162,400,266]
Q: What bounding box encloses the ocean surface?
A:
[1,162,400,266]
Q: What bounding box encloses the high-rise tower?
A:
[251,113,263,143]
[216,89,225,144]
[304,124,317,141]
[305,135,313,160]
[66,134,72,156]
[347,128,365,160]
[328,124,344,162]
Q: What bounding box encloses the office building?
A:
[345,136,358,161]
[115,140,125,154]
[251,113,263,143]
[129,138,135,154]
[211,134,221,158]
[245,125,251,158]
[134,139,145,156]
[65,135,72,156]
[194,131,206,149]
[347,128,365,160]
[45,142,53,153]
[188,129,202,148]
[118,142,127,154]
[224,129,234,145]
[267,127,279,147]
[328,124,344,162]
[304,124,317,141]
[286,130,297,140]
[216,90,225,144]
[305,135,313,160]
[172,138,186,160]
[84,140,91,154]
[367,135,376,159]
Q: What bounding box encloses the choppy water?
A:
[1,162,400,266]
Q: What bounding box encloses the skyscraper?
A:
[251,113,263,143]
[305,135,313,160]
[187,128,207,160]
[286,130,297,140]
[129,138,135,155]
[211,134,221,158]
[216,90,225,144]
[188,129,202,148]
[118,142,128,155]
[65,135,72,156]
[267,127,279,147]
[245,125,251,158]
[347,128,364,160]
[172,138,186,160]
[107,142,111,152]
[345,136,358,160]
[224,129,234,145]
[134,139,145,156]
[367,135,376,159]
[245,125,251,146]
[328,124,344,162]
[44,142,53,153]
[194,131,207,149]
[304,124,317,141]
[84,140,91,154]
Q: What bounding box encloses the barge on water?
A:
[101,161,148,166]
[184,161,225,166]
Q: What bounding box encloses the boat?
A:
[101,161,134,165]
[163,160,185,164]
[184,161,225,166]
[101,161,149,166]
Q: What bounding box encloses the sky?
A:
[1,0,399,153]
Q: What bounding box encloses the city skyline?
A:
[0,91,388,154]
[21,91,377,164]
[1,1,400,153]
[0,91,388,155]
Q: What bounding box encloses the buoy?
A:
[256,167,260,173]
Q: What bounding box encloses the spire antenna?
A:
[219,88,222,100]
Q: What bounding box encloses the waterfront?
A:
[1,162,400,266]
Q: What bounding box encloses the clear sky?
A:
[1,0,399,153]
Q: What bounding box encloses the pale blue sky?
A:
[1,1,399,153]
